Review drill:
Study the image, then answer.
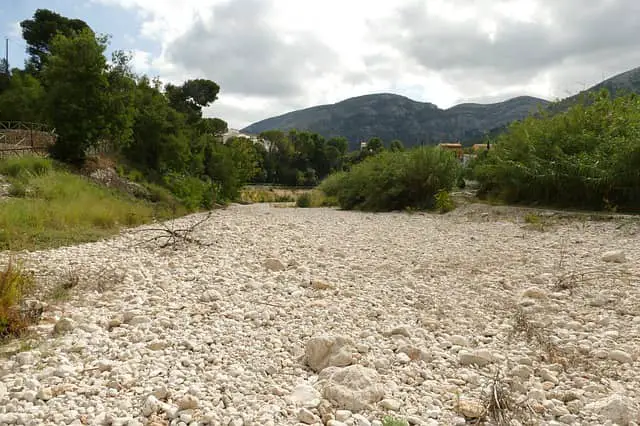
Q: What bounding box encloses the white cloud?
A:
[129,49,152,74]
[92,0,640,129]
[8,21,21,38]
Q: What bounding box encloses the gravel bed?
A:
[1,203,639,426]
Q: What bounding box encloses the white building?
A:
[222,129,272,150]
[222,129,256,143]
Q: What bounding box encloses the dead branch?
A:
[132,211,214,249]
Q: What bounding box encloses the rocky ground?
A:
[1,203,639,426]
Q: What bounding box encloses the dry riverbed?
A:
[1,203,639,426]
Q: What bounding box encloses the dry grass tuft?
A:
[522,212,549,231]
[552,268,631,293]
[475,371,538,426]
[510,307,589,371]
[0,259,39,341]
[484,371,513,425]
[239,187,297,204]
[47,267,80,301]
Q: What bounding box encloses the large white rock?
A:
[586,394,639,425]
[521,286,548,299]
[456,398,485,419]
[319,365,385,411]
[297,407,320,424]
[264,258,286,272]
[305,335,355,372]
[609,350,633,364]
[458,349,494,367]
[141,395,160,416]
[289,383,321,408]
[602,250,627,263]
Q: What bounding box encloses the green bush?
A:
[162,172,217,211]
[296,192,312,208]
[319,147,461,212]
[473,90,640,211]
[144,183,177,205]
[435,189,455,213]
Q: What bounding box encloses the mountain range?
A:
[242,66,640,150]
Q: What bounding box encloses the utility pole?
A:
[4,37,8,74]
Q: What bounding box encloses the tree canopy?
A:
[21,9,92,75]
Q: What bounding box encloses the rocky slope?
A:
[242,94,548,150]
[1,204,639,425]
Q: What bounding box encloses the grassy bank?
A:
[0,156,175,251]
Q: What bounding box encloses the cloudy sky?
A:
[3,0,640,129]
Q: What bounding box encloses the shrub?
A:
[296,192,312,208]
[144,183,178,205]
[318,171,347,198]
[318,147,460,212]
[295,190,338,208]
[435,190,455,213]
[0,259,35,341]
[162,172,217,211]
[473,90,640,211]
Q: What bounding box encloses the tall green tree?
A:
[326,137,348,173]
[0,70,45,122]
[104,50,136,152]
[0,59,10,94]
[366,137,384,154]
[125,77,190,174]
[43,29,109,163]
[21,9,92,75]
[227,137,262,183]
[203,139,241,200]
[165,79,220,124]
[197,117,228,137]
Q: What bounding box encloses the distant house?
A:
[438,142,463,160]
[472,143,490,152]
[222,128,255,143]
[223,129,270,149]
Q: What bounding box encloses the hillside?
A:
[551,65,640,112]
[243,66,640,149]
[484,66,640,138]
[242,94,548,149]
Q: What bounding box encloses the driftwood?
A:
[134,211,213,249]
